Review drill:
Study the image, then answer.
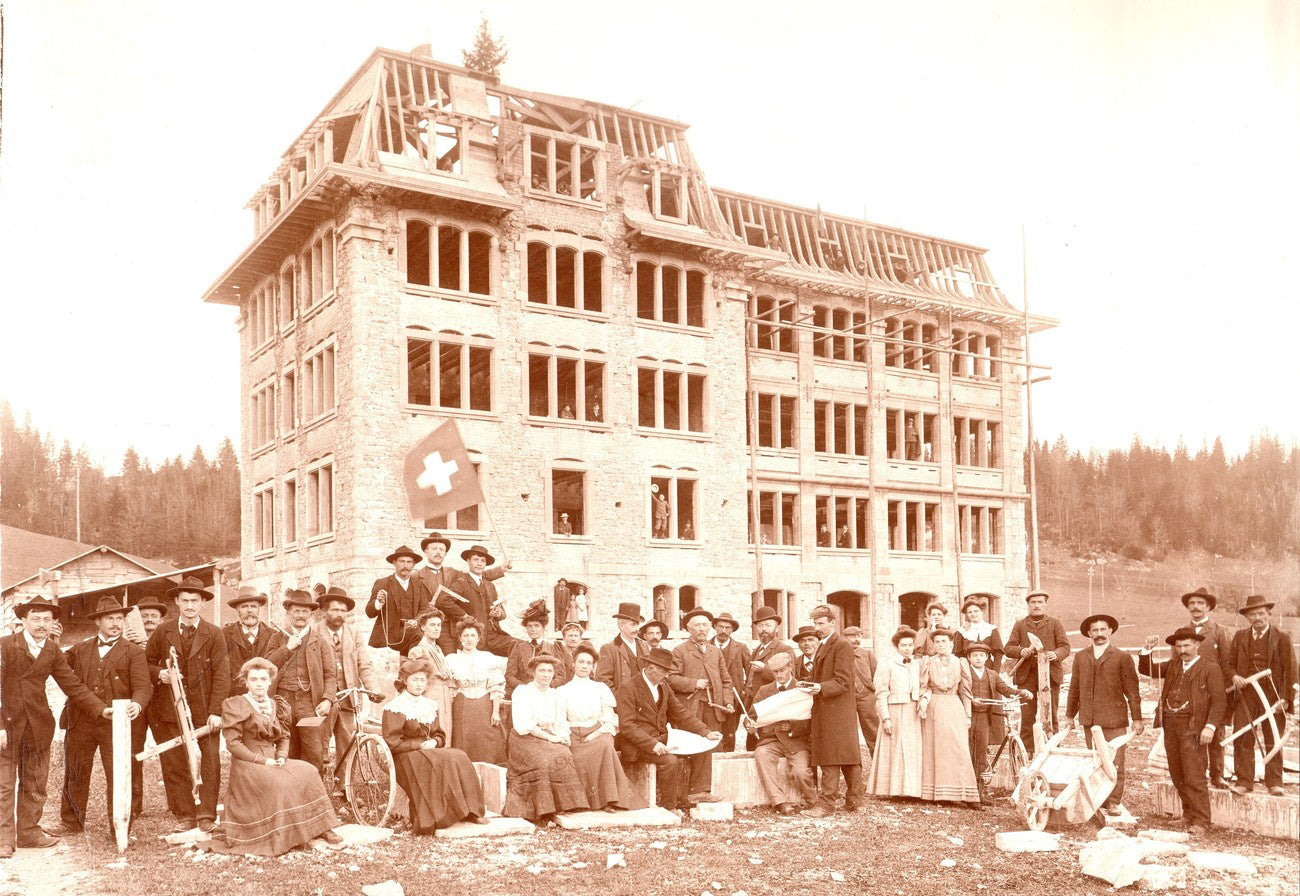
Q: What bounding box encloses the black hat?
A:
[283,589,319,610]
[520,599,550,624]
[681,607,714,627]
[86,596,129,620]
[14,595,62,619]
[1237,594,1274,615]
[794,625,820,641]
[227,585,267,608]
[612,602,644,624]
[1179,587,1217,611]
[421,533,451,552]
[459,544,495,565]
[386,545,421,565]
[641,646,675,670]
[166,575,214,602]
[640,618,668,638]
[1079,614,1119,637]
[753,606,782,625]
[891,626,918,647]
[132,598,169,616]
[713,612,740,632]
[318,586,355,611]
[1165,626,1206,646]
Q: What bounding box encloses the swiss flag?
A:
[403,420,484,522]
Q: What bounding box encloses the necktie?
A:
[246,628,257,646]
[181,625,195,641]
[531,640,540,656]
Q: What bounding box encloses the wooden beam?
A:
[112,699,131,852]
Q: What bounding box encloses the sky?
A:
[1,0,1296,471]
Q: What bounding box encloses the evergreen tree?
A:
[462,17,508,79]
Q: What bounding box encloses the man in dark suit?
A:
[1152,627,1227,834]
[366,546,432,656]
[711,612,750,751]
[505,601,569,695]
[801,605,863,818]
[842,626,878,755]
[669,608,732,801]
[745,607,795,749]
[744,652,814,814]
[1137,586,1235,789]
[0,596,105,856]
[276,591,337,773]
[455,544,516,657]
[1064,614,1144,812]
[144,576,230,832]
[596,603,648,693]
[57,596,153,838]
[221,586,289,694]
[1224,595,1296,796]
[1003,591,1071,754]
[415,534,510,653]
[615,647,720,814]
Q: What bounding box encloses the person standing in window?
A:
[556,512,574,536]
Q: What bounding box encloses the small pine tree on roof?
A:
[462,17,508,81]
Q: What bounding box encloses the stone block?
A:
[689,801,734,822]
[1153,781,1299,841]
[1130,838,1190,860]
[994,830,1061,853]
[554,807,682,830]
[624,762,658,808]
[434,816,535,839]
[709,753,766,807]
[1095,827,1130,841]
[1185,850,1258,875]
[1135,864,1186,891]
[474,761,507,815]
[1079,842,1144,888]
[319,824,393,849]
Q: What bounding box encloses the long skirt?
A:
[502,735,589,820]
[393,746,486,833]
[569,732,647,810]
[451,694,507,765]
[213,758,339,856]
[866,702,922,798]
[920,693,980,802]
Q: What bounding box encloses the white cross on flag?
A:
[402,420,484,522]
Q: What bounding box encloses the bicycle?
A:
[325,686,398,827]
[982,694,1033,792]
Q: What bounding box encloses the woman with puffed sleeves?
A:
[557,644,646,811]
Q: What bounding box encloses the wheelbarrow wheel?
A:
[1019,771,1052,832]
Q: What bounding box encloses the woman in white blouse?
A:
[503,656,589,822]
[444,618,507,765]
[557,645,646,811]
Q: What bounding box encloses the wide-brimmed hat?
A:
[753,606,782,625]
[891,626,918,647]
[283,589,319,610]
[14,595,62,619]
[1238,594,1274,615]
[420,533,451,552]
[166,575,214,602]
[132,598,169,616]
[520,599,550,624]
[641,646,675,671]
[1165,626,1206,645]
[640,618,668,638]
[793,625,820,641]
[459,544,495,565]
[841,626,863,637]
[1079,613,1119,637]
[1179,587,1217,610]
[713,612,740,632]
[612,602,644,624]
[86,596,129,620]
[386,545,421,565]
[227,585,267,608]
[681,607,714,627]
[960,596,988,614]
[318,586,355,611]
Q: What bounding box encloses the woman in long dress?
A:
[866,627,923,799]
[504,656,589,822]
[918,629,981,807]
[556,645,646,811]
[444,618,507,764]
[953,597,1004,669]
[215,658,343,856]
[382,657,488,833]
[408,608,456,742]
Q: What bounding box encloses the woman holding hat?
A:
[917,629,981,807]
[558,645,647,811]
[444,618,507,764]
[954,597,1003,669]
[409,608,456,742]
[866,627,923,799]
[383,657,488,833]
[504,655,590,822]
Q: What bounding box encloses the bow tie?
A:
[902,658,912,665]
[98,639,117,649]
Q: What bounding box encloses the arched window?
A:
[405,219,493,296]
[812,305,830,358]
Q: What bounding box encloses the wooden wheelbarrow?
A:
[1012,724,1133,831]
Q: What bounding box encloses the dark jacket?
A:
[969,665,1018,716]
[277,626,338,708]
[415,563,505,653]
[852,647,877,702]
[1152,656,1227,731]
[713,637,751,709]
[366,575,432,653]
[145,617,231,722]
[452,571,516,656]
[614,672,708,758]
[746,638,796,704]
[1,632,104,745]
[505,639,570,694]
[1003,615,1071,688]
[1224,625,1296,715]
[221,621,290,693]
[753,679,811,753]
[808,632,859,766]
[1138,621,1233,726]
[595,635,645,694]
[1066,645,1142,729]
[955,628,1005,669]
[61,636,152,728]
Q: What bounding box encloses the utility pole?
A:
[1022,227,1041,591]
[75,460,82,543]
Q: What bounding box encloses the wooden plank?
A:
[112,699,131,852]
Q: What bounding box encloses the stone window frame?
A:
[651,583,702,634]
[813,398,870,458]
[748,487,801,549]
[299,222,337,317]
[634,357,710,438]
[524,342,609,428]
[277,257,298,333]
[633,253,710,331]
[814,490,871,552]
[884,406,939,464]
[280,363,298,441]
[952,415,1001,469]
[401,213,498,303]
[950,325,1002,381]
[647,465,700,545]
[523,126,606,206]
[246,277,277,356]
[281,473,298,551]
[523,230,608,319]
[303,455,335,544]
[749,292,798,355]
[886,497,941,554]
[301,337,338,427]
[252,479,276,557]
[811,303,869,365]
[249,377,277,455]
[548,460,590,543]
[748,390,799,452]
[883,314,941,374]
[404,326,496,418]
[645,163,689,223]
[958,503,1004,555]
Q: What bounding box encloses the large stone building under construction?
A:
[204,48,1055,651]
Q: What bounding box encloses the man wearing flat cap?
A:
[745,606,795,748]
[222,586,290,694]
[745,652,815,814]
[596,602,649,693]
[670,608,732,802]
[366,546,433,656]
[1224,595,1295,796]
[1138,587,1234,788]
[1003,591,1071,755]
[711,612,751,751]
[1064,613,1143,813]
[278,590,337,774]
[455,544,517,657]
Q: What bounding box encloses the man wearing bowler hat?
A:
[277,590,336,773]
[0,596,105,856]
[1224,595,1295,796]
[144,576,229,832]
[745,606,795,749]
[366,546,433,656]
[1138,586,1234,788]
[456,544,517,657]
[415,533,510,653]
[597,602,649,693]
[313,586,377,784]
[1152,626,1226,834]
[711,612,751,751]
[57,595,152,839]
[670,608,732,801]
[222,586,290,694]
[1003,591,1071,755]
[1064,613,1143,813]
[614,647,720,814]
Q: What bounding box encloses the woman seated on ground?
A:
[557,644,646,811]
[382,657,488,834]
[444,618,507,764]
[408,608,456,742]
[215,657,344,855]
[866,627,923,800]
[918,629,981,808]
[504,655,590,823]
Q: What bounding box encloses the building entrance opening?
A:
[899,591,937,632]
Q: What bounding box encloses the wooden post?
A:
[112,699,131,852]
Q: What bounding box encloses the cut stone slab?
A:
[1103,805,1138,826]
[473,762,507,815]
[690,801,734,822]
[434,816,535,839]
[312,824,393,850]
[361,883,404,896]
[162,828,206,846]
[1185,850,1258,875]
[555,807,682,829]
[624,762,659,808]
[1136,864,1187,891]
[1096,827,1131,841]
[1079,842,1144,888]
[1153,782,1299,841]
[1138,828,1191,843]
[710,754,766,807]
[994,830,1061,853]
[1130,838,1190,860]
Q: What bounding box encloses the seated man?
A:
[744,653,814,815]
[615,647,721,814]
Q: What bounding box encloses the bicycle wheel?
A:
[1008,735,1029,780]
[344,735,397,828]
